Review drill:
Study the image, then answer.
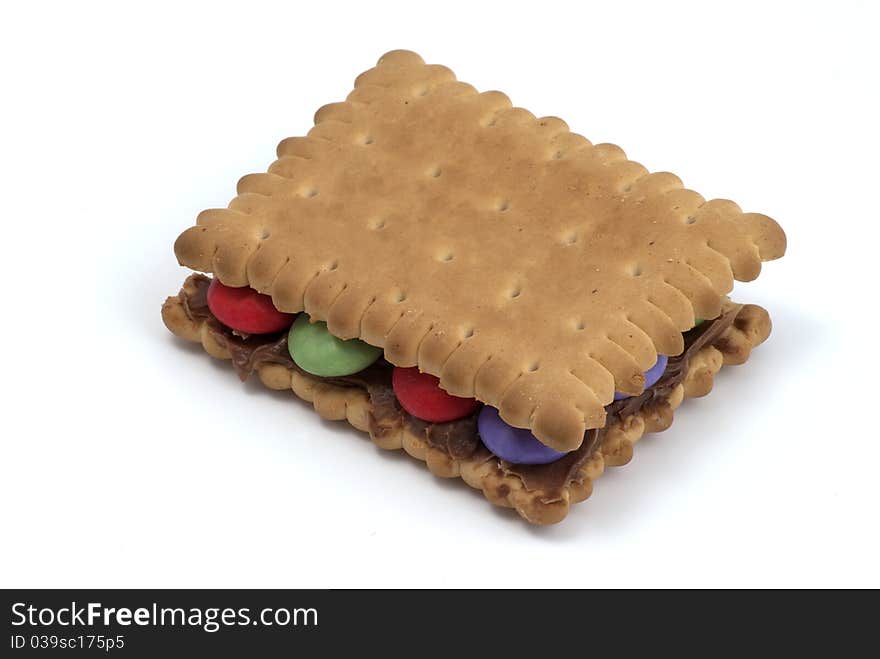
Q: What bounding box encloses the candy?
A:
[613,354,668,401]
[206,278,296,335]
[392,367,480,423]
[288,314,382,376]
[477,406,567,465]
[694,318,705,327]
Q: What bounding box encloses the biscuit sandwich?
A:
[162,50,785,524]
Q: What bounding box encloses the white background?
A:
[2,0,877,588]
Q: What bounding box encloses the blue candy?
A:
[477,406,567,465]
[613,354,668,401]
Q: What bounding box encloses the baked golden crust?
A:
[162,281,771,524]
[172,50,784,452]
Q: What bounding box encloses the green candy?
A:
[288,314,382,377]
[694,318,705,327]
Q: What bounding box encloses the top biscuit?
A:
[174,49,785,452]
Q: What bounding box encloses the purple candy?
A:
[477,406,567,465]
[613,354,669,401]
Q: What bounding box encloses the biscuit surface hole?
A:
[575,320,586,331]
[439,251,455,262]
[497,199,510,212]
[362,136,375,145]
[685,216,697,225]
[527,362,540,373]
[428,166,442,178]
[260,229,271,240]
[509,287,521,299]
[370,218,386,230]
[302,187,319,198]
[462,327,475,339]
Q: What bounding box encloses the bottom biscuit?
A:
[162,274,772,524]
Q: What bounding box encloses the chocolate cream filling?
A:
[177,274,738,496]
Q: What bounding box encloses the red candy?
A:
[392,367,480,423]
[206,278,295,334]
